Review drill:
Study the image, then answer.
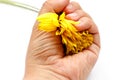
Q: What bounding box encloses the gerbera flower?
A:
[37,12,93,55]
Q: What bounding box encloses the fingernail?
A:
[65,4,73,13]
[66,13,78,20]
[66,4,73,10]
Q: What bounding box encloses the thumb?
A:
[40,0,69,14]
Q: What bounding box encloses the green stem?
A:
[0,0,39,13]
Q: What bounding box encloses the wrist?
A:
[23,64,69,80]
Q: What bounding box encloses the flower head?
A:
[37,12,93,55]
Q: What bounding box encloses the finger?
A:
[88,40,100,56]
[66,10,91,21]
[75,17,93,31]
[81,42,100,68]
[75,17,98,33]
[92,33,101,48]
[83,49,99,68]
[64,1,82,14]
[40,0,69,14]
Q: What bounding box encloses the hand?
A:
[24,0,100,80]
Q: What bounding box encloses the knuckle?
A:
[75,10,92,19]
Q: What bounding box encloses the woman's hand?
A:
[24,0,100,80]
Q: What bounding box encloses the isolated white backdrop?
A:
[0,0,120,80]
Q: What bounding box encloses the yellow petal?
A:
[37,13,59,32]
[59,12,65,20]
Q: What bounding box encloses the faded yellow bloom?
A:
[37,12,93,55]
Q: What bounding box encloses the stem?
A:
[0,0,39,13]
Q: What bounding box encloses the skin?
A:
[24,0,100,80]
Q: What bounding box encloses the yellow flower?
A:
[37,12,93,55]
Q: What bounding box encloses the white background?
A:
[0,0,120,80]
